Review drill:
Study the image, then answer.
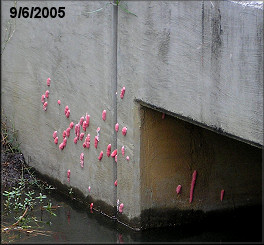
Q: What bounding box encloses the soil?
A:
[1,151,34,191]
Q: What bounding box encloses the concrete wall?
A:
[139,107,261,228]
[118,0,263,147]
[2,1,117,212]
[2,0,263,229]
[116,0,262,227]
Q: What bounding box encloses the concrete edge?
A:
[134,99,263,149]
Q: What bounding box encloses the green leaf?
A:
[119,4,137,17]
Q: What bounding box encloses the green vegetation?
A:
[1,112,59,242]
[1,112,21,154]
[1,165,59,238]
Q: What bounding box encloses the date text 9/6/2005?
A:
[10,7,65,18]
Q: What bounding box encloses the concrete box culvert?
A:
[2,0,263,230]
[9,104,261,230]
[133,106,262,229]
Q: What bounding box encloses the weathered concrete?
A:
[117,0,263,147]
[2,1,117,214]
[116,0,263,227]
[137,106,261,228]
[2,0,263,230]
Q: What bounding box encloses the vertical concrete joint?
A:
[112,1,118,216]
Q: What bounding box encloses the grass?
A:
[1,112,21,154]
[1,111,60,243]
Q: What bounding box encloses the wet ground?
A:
[1,151,262,243]
[1,152,34,190]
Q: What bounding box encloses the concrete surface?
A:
[2,1,117,213]
[116,0,262,227]
[138,107,261,228]
[2,0,263,229]
[118,0,263,147]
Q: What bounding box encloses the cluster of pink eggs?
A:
[43,80,225,214]
[42,79,129,213]
[41,78,51,111]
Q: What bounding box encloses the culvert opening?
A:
[139,105,262,229]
